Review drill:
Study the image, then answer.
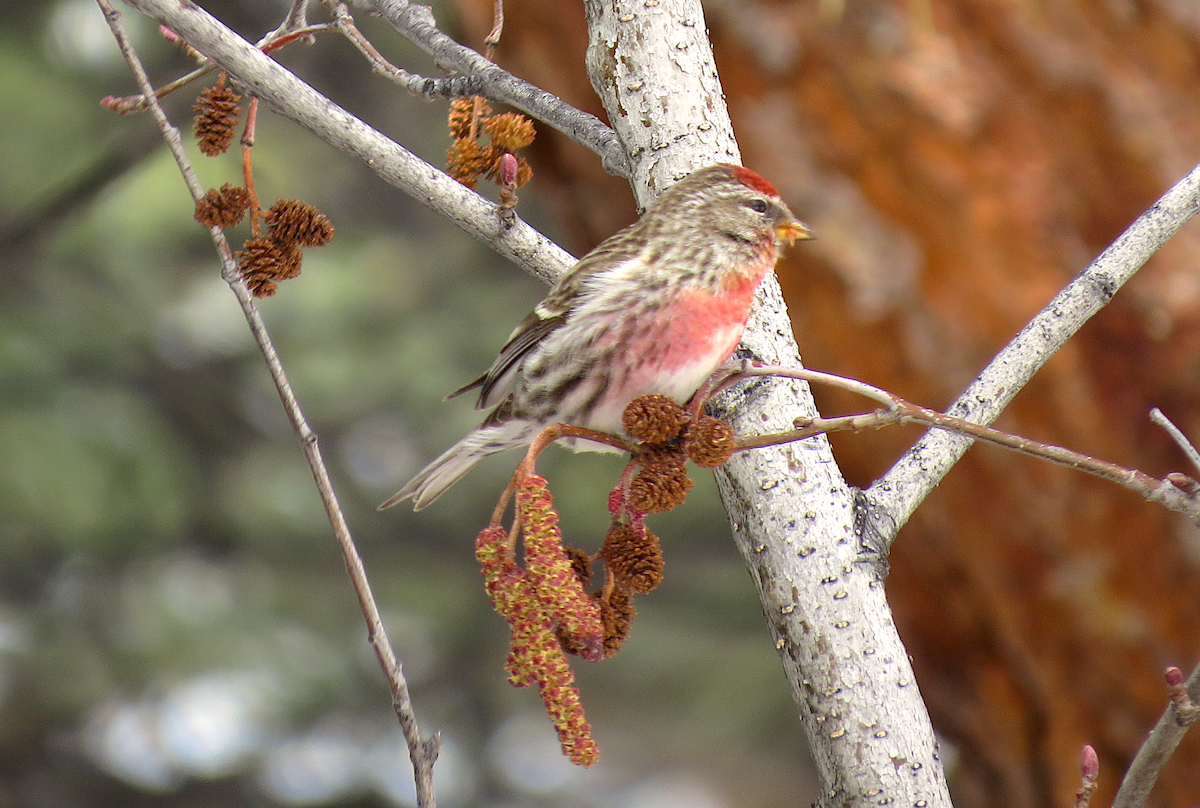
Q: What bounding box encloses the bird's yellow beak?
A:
[775,218,815,245]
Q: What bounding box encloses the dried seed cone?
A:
[562,545,593,589]
[194,184,250,228]
[558,585,637,659]
[193,85,242,156]
[554,617,591,657]
[600,522,664,594]
[265,199,335,247]
[238,236,302,298]
[628,449,693,513]
[684,415,736,468]
[600,586,635,657]
[622,394,688,444]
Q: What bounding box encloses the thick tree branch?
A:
[582,2,951,807]
[582,0,738,206]
[122,0,575,286]
[869,163,1200,538]
[351,0,630,176]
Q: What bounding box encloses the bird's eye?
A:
[747,199,769,214]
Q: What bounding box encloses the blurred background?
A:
[2,1,1200,807]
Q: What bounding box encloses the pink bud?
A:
[607,488,624,516]
[1165,666,1185,688]
[498,152,519,187]
[160,25,181,44]
[1080,744,1099,780]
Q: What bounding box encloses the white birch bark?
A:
[583,2,952,806]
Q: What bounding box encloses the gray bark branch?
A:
[582,2,952,806]
[353,0,630,176]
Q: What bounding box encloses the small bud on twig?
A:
[1165,472,1200,495]
[1164,665,1200,724]
[498,151,519,188]
[1074,744,1099,808]
[497,152,519,223]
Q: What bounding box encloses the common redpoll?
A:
[380,163,812,511]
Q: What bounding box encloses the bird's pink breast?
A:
[582,258,772,433]
[646,285,753,365]
[649,255,772,366]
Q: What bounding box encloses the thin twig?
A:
[97,2,439,805]
[103,22,336,114]
[484,0,504,59]
[717,365,1200,524]
[274,0,311,37]
[1150,407,1200,477]
[1112,662,1200,808]
[326,2,440,93]
[735,363,900,410]
[103,65,215,113]
[258,22,336,51]
[355,0,629,176]
[323,2,520,105]
[241,96,262,236]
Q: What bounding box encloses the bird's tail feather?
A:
[378,422,532,511]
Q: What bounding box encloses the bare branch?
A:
[98,2,439,804]
[351,0,629,175]
[320,2,488,101]
[733,363,902,410]
[583,0,742,207]
[1150,407,1200,477]
[102,64,216,113]
[1112,662,1200,808]
[121,0,575,287]
[278,0,311,35]
[869,162,1200,539]
[726,365,1200,524]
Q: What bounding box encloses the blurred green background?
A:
[0,1,814,806]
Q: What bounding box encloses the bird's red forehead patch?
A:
[730,165,780,198]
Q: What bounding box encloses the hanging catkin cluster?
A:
[446,98,535,191]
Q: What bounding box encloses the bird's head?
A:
[654,164,813,249]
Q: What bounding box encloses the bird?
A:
[380,163,812,511]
